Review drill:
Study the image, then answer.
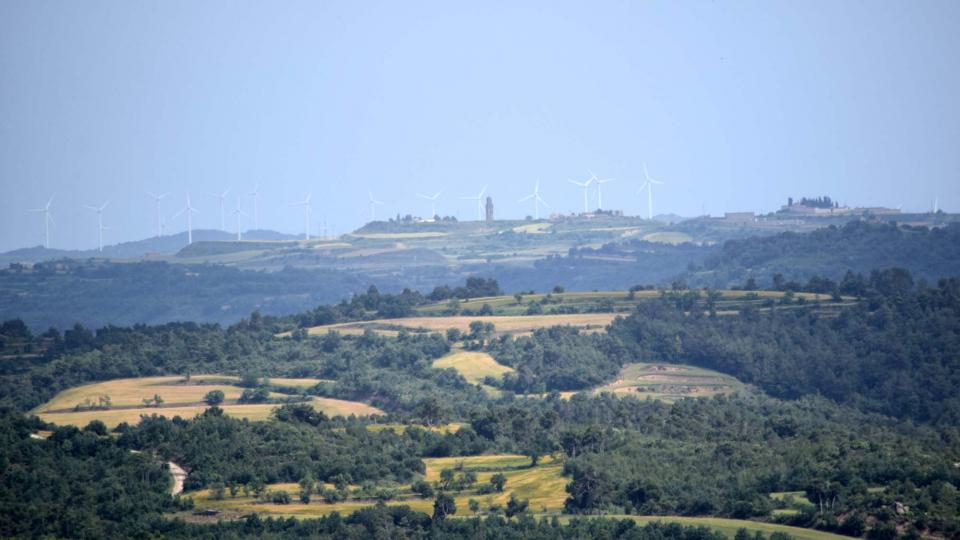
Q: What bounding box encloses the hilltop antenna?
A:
[518,178,548,220]
[147,192,168,237]
[460,185,488,221]
[416,191,442,219]
[27,195,55,249]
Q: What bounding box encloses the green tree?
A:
[432,492,456,521]
[490,473,507,492]
[203,389,225,406]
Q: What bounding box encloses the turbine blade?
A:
[518,194,534,202]
[537,195,550,208]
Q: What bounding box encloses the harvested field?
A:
[432,350,514,384]
[34,375,380,427]
[297,313,618,337]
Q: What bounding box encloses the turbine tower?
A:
[248,184,261,230]
[209,188,231,231]
[171,193,200,244]
[231,196,248,241]
[638,163,664,220]
[588,170,614,210]
[417,191,442,219]
[147,192,168,237]
[291,194,312,240]
[568,178,593,213]
[28,195,55,249]
[84,201,109,252]
[460,185,487,221]
[368,190,384,221]
[518,178,549,220]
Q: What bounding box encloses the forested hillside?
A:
[687,221,960,287]
[0,260,376,330]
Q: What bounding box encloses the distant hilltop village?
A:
[777,196,901,216]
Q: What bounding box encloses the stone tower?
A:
[485,197,494,222]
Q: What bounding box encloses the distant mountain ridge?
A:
[0,229,300,265]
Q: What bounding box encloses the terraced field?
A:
[592,363,745,402]
[34,375,380,427]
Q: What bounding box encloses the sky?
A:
[1,1,958,251]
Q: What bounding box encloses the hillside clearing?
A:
[432,350,514,385]
[592,363,745,402]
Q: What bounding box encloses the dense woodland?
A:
[688,221,960,287]
[2,222,960,538]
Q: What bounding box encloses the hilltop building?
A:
[485,197,494,222]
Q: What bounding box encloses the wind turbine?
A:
[171,193,200,244]
[147,192,168,237]
[460,185,487,221]
[291,194,311,240]
[417,191,442,219]
[209,188,231,231]
[248,184,261,230]
[28,195,55,249]
[231,196,249,241]
[568,178,592,213]
[638,163,664,220]
[588,170,614,210]
[84,201,109,252]
[368,190,384,221]
[518,178,549,220]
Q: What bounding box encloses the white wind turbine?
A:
[638,163,664,220]
[147,191,168,237]
[569,177,593,213]
[460,185,487,221]
[171,193,200,244]
[518,178,549,220]
[84,201,109,252]
[248,184,261,230]
[28,195,55,249]
[209,188,231,231]
[588,170,615,210]
[368,190,384,221]
[417,191,442,219]
[291,194,312,240]
[231,196,249,241]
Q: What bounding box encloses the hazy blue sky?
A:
[1,1,958,250]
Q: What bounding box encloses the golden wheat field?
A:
[299,313,618,337]
[33,375,382,427]
[432,350,514,384]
